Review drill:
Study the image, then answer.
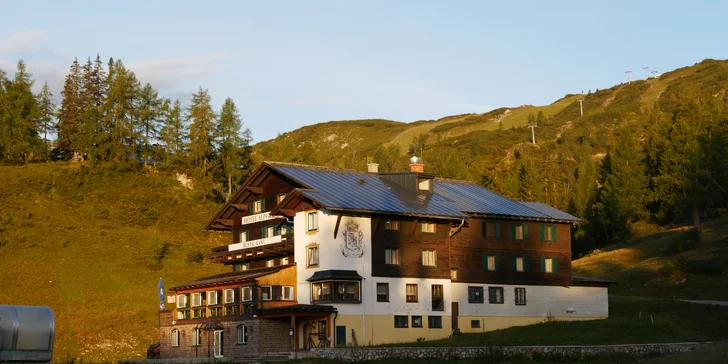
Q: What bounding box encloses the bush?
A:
[658,262,676,277]
[186,249,205,263]
[675,255,725,276]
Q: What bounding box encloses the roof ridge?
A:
[433,177,476,185]
[267,161,369,175]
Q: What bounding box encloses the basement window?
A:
[394,315,408,328]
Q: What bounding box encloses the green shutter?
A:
[483,254,488,270]
[249,203,254,214]
[552,225,557,242]
[553,257,559,273]
[261,227,266,238]
[510,223,516,239]
[261,199,265,212]
[541,257,546,273]
[495,254,501,271]
[524,256,530,272]
[540,225,545,241]
[495,222,501,238]
[512,256,517,271]
[524,224,529,240]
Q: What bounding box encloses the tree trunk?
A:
[228,174,232,202]
[692,206,702,244]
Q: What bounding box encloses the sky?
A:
[2,0,728,143]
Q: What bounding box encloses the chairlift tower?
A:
[625,70,632,84]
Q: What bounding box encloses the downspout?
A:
[333,311,338,347]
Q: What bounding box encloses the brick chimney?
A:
[409,156,424,173]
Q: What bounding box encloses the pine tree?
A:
[186,87,216,168]
[57,58,83,160]
[37,81,56,159]
[78,56,108,161]
[216,97,252,200]
[0,60,42,162]
[159,99,186,164]
[102,59,141,163]
[137,83,162,165]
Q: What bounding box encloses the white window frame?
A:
[515,224,525,240]
[422,249,436,267]
[545,258,554,273]
[171,329,180,347]
[281,257,289,265]
[515,287,527,306]
[406,284,418,302]
[277,193,287,204]
[307,212,318,231]
[261,286,272,301]
[418,178,431,191]
[253,199,263,213]
[241,286,252,302]
[280,224,288,235]
[240,231,248,242]
[207,291,218,305]
[265,225,275,238]
[450,268,458,280]
[224,288,235,304]
[307,246,319,266]
[191,292,202,307]
[283,286,294,301]
[176,294,188,308]
[385,248,400,265]
[266,259,275,267]
[544,225,554,241]
[236,325,248,344]
[516,257,524,272]
[487,255,496,272]
[421,222,435,234]
[192,328,202,346]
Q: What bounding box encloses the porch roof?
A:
[169,265,288,291]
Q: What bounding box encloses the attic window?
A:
[417,178,431,191]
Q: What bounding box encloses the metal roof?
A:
[169,266,286,291]
[268,162,579,222]
[306,269,364,282]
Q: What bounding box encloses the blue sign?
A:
[158,277,165,311]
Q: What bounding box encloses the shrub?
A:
[658,262,676,277]
[186,249,205,263]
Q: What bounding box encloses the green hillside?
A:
[0,163,228,362]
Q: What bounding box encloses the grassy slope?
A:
[0,163,228,362]
[573,217,728,300]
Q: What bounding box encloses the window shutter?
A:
[483,254,488,270]
[524,224,529,239]
[512,256,517,271]
[540,225,545,241]
[249,203,254,214]
[495,254,501,271]
[481,220,487,236]
[261,227,266,238]
[495,222,501,238]
[541,257,546,273]
[553,257,559,273]
[524,256,530,272]
[261,199,265,211]
[552,225,557,241]
[510,223,516,239]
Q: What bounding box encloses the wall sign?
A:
[241,212,281,226]
[228,235,283,251]
[340,220,365,258]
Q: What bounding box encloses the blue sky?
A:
[2,1,727,142]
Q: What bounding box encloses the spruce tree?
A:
[216,97,251,200]
[37,81,56,159]
[0,60,41,162]
[57,58,83,160]
[137,83,162,166]
[78,55,108,161]
[102,59,141,163]
[186,87,216,168]
[159,99,186,165]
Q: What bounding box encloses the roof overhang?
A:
[306,269,364,282]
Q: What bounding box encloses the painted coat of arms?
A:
[340,220,365,258]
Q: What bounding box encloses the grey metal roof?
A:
[268,162,579,222]
[519,201,581,222]
[306,270,364,282]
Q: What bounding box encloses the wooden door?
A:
[451,302,459,330]
[335,326,346,347]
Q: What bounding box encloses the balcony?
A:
[209,233,294,263]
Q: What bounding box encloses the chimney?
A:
[367,163,379,173]
[409,156,424,173]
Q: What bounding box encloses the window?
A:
[236,325,248,344]
[240,231,248,242]
[488,287,504,304]
[471,320,481,328]
[412,316,423,328]
[422,249,437,267]
[512,223,527,240]
[176,294,188,308]
[307,212,318,231]
[406,284,418,302]
[485,255,499,271]
[272,286,283,300]
[252,199,264,213]
[283,286,294,301]
[450,268,458,280]
[307,246,319,266]
[262,225,275,238]
[484,221,500,238]
[515,287,527,306]
[191,292,202,307]
[394,315,408,328]
[281,257,289,265]
[541,224,556,242]
[421,222,435,234]
[261,286,272,301]
[311,281,361,303]
[266,259,275,267]
[543,257,558,273]
[432,285,444,311]
[224,289,235,304]
[279,223,290,235]
[192,328,202,346]
[234,263,250,272]
[171,329,180,347]
[207,291,218,305]
[418,178,431,191]
[376,283,389,302]
[385,248,400,265]
[384,220,400,230]
[241,286,252,302]
[428,316,442,328]
[468,286,484,303]
[277,193,287,204]
[515,257,525,272]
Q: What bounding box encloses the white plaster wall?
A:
[452,283,608,318]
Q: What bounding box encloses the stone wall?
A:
[311,343,711,362]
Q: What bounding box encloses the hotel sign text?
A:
[228,235,283,252]
[242,212,281,225]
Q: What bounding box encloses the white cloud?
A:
[129,53,230,90]
[0,30,46,54]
